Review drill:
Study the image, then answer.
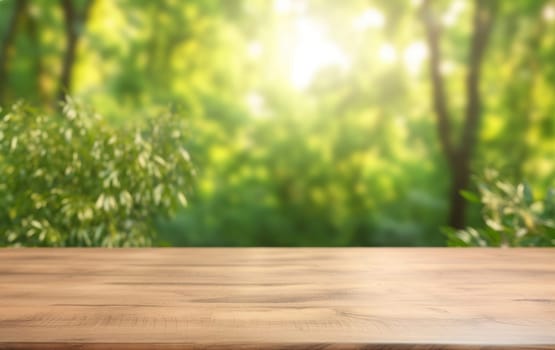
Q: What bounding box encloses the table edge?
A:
[1,343,554,350]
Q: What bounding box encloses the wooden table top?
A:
[0,248,553,349]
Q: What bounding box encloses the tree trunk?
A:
[0,0,27,104]
[57,0,94,105]
[57,0,77,104]
[25,4,46,105]
[448,155,470,229]
[421,0,496,229]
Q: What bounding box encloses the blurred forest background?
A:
[0,0,554,246]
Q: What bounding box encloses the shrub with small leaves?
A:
[0,98,194,247]
[446,169,555,247]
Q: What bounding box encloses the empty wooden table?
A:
[0,248,554,349]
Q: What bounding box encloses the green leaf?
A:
[460,190,480,203]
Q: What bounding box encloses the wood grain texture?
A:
[0,248,553,350]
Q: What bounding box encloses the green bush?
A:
[446,170,555,247]
[0,98,194,247]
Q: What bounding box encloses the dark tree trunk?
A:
[0,0,27,104]
[58,0,78,104]
[26,4,45,105]
[421,0,496,229]
[448,155,471,229]
[57,0,94,105]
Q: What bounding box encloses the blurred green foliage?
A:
[0,0,554,246]
[446,170,555,247]
[0,98,193,246]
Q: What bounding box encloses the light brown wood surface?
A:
[0,248,553,349]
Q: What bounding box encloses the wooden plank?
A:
[0,248,553,349]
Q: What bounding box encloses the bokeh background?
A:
[0,0,554,247]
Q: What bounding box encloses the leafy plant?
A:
[0,98,194,247]
[446,169,555,247]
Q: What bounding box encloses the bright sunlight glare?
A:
[543,4,555,22]
[378,44,397,64]
[352,8,385,31]
[274,0,306,15]
[290,18,349,90]
[245,91,266,118]
[247,41,263,59]
[403,42,428,74]
[410,0,424,7]
[442,0,465,27]
[440,60,455,75]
